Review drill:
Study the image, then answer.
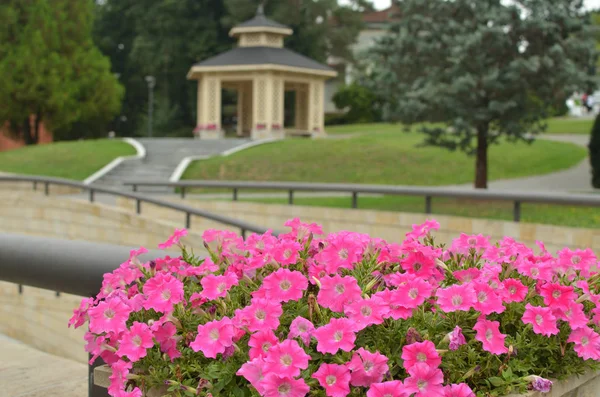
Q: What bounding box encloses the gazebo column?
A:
[307,78,325,136]
[271,75,284,138]
[198,75,223,140]
[236,84,244,136]
[251,74,283,140]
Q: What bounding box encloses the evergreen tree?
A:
[368,0,596,188]
[0,0,123,143]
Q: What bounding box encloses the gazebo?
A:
[187,5,337,140]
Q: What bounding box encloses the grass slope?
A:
[0,139,136,180]
[182,130,586,186]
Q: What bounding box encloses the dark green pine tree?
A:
[0,0,123,143]
[367,0,597,188]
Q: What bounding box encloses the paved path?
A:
[447,135,593,193]
[92,138,250,191]
[0,334,87,397]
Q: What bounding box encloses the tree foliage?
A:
[333,83,382,123]
[93,0,364,136]
[0,0,123,143]
[367,0,597,188]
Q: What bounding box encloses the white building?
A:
[324,4,401,114]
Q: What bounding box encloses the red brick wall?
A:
[0,117,53,152]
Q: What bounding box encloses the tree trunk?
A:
[474,123,489,189]
[33,112,41,143]
[22,117,34,145]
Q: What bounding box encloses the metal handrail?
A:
[124,179,600,222]
[0,234,168,397]
[0,175,271,236]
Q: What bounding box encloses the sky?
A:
[345,0,600,10]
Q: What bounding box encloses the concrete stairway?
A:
[92,138,251,192]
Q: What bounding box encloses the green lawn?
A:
[0,139,136,180]
[325,117,595,136]
[225,195,600,229]
[182,130,586,186]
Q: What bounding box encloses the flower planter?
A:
[94,365,168,397]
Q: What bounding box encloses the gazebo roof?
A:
[233,5,291,31]
[191,46,336,76]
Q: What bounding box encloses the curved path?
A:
[449,135,592,193]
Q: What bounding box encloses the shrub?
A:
[332,83,382,124]
[71,220,600,397]
[589,113,600,188]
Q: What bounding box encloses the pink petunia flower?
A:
[153,321,181,361]
[344,296,388,331]
[117,322,154,362]
[312,363,352,397]
[522,304,559,336]
[142,272,184,313]
[472,281,505,315]
[108,359,132,395]
[158,228,188,249]
[317,275,363,312]
[271,240,302,265]
[391,279,434,309]
[262,268,308,302]
[453,268,481,283]
[554,301,589,330]
[366,381,409,397]
[406,220,440,240]
[288,317,315,345]
[264,339,311,377]
[404,363,445,397]
[284,218,324,240]
[447,326,466,351]
[88,298,132,334]
[313,317,356,354]
[473,318,508,355]
[450,233,490,255]
[237,358,267,394]
[524,376,553,393]
[249,330,279,360]
[200,273,239,300]
[435,284,476,312]
[348,348,389,387]
[502,279,528,303]
[540,283,577,310]
[237,298,283,332]
[261,373,310,397]
[401,340,441,370]
[189,317,235,358]
[114,388,142,397]
[376,289,414,320]
[443,383,476,397]
[557,248,597,277]
[316,234,363,273]
[568,326,600,360]
[69,297,94,329]
[516,259,553,282]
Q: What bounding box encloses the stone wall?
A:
[116,198,600,254]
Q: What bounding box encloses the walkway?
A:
[449,134,592,192]
[92,138,250,191]
[0,334,87,397]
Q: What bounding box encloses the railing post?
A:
[186,212,191,229]
[136,199,141,214]
[425,196,432,214]
[89,354,110,397]
[288,190,294,205]
[132,184,137,192]
[233,188,238,201]
[44,182,49,196]
[33,181,37,191]
[56,291,60,297]
[513,201,521,222]
[351,192,358,209]
[241,228,247,239]
[18,284,22,294]
[89,189,95,203]
[181,186,186,199]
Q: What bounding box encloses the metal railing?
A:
[125,179,600,223]
[0,234,168,397]
[0,175,271,236]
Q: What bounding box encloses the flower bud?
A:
[524,375,552,393]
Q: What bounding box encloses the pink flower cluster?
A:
[70,218,600,396]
